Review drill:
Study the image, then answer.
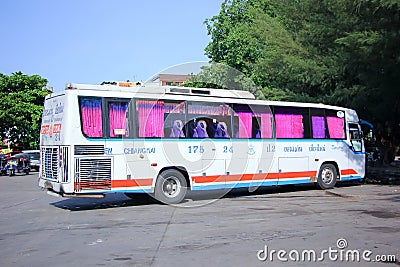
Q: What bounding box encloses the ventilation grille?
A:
[41,147,59,181]
[74,145,104,155]
[60,146,69,183]
[74,157,112,191]
[41,146,70,183]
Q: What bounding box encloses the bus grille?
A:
[74,145,104,155]
[60,147,69,183]
[74,158,112,191]
[41,147,59,181]
[41,146,70,183]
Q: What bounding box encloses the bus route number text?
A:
[188,146,204,154]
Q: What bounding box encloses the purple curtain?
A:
[275,114,303,138]
[237,112,252,138]
[137,100,164,137]
[109,103,128,137]
[80,99,103,137]
[312,116,325,138]
[260,113,273,138]
[327,117,345,138]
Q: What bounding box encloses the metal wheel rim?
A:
[162,176,181,198]
[321,168,333,184]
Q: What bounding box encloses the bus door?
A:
[347,123,365,179]
[105,99,132,188]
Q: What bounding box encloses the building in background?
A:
[146,74,191,86]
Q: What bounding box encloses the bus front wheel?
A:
[317,164,337,189]
[154,169,187,204]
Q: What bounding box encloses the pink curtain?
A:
[80,99,103,137]
[275,114,303,138]
[109,103,128,137]
[237,112,252,138]
[327,117,345,138]
[260,113,273,138]
[312,116,325,138]
[137,100,164,137]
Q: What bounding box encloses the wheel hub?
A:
[162,177,180,197]
[322,169,333,184]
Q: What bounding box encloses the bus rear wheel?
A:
[317,164,337,189]
[154,169,187,204]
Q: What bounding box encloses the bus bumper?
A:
[38,177,62,194]
[38,178,105,198]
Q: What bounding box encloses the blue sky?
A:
[1,0,223,90]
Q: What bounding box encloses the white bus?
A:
[38,83,365,204]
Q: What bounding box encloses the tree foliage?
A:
[0,72,50,149]
[203,0,400,133]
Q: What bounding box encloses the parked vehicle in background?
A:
[2,153,30,176]
[22,150,40,171]
[0,154,7,175]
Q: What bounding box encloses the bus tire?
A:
[317,164,337,189]
[154,169,187,204]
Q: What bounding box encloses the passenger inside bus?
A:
[214,121,230,138]
[193,120,209,138]
[170,120,185,138]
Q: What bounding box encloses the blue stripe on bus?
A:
[192,178,311,191]
[112,188,152,193]
[340,175,363,181]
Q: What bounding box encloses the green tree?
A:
[0,72,50,149]
[204,0,400,133]
[334,0,400,132]
[204,0,346,100]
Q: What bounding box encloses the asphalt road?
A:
[0,173,399,267]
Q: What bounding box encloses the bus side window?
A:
[232,104,253,138]
[108,101,129,138]
[79,97,103,138]
[232,104,273,139]
[310,108,327,139]
[349,123,362,152]
[187,102,232,139]
[136,100,165,138]
[164,101,185,138]
[274,107,308,139]
[326,110,345,139]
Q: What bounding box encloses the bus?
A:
[38,83,365,204]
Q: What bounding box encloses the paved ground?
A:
[0,173,399,267]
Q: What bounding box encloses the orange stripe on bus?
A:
[111,178,153,188]
[193,171,317,184]
[107,169,357,188]
[340,169,358,175]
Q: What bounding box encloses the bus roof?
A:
[65,83,255,100]
[59,83,356,118]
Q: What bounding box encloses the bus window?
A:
[253,106,273,139]
[108,101,130,138]
[164,101,185,138]
[326,110,345,139]
[349,123,363,152]
[232,104,273,139]
[232,104,252,138]
[136,99,164,138]
[310,108,327,139]
[274,107,309,139]
[186,102,231,138]
[79,97,103,138]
